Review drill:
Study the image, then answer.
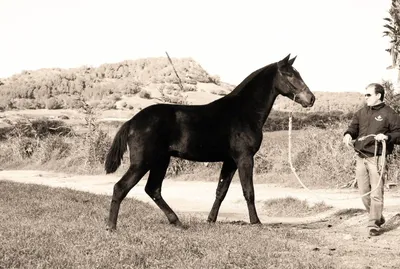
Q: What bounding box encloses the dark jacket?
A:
[344,103,400,157]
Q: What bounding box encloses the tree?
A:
[383,0,400,69]
[382,80,400,113]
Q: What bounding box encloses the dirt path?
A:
[2,169,400,268]
[1,169,400,222]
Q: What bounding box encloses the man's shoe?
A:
[369,227,381,236]
[378,216,386,227]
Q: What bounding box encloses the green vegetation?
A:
[0,56,399,188]
[0,181,338,269]
[263,197,332,217]
[0,111,399,188]
[264,110,354,131]
[273,92,364,114]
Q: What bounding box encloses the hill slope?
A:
[0,57,367,114]
[0,57,233,112]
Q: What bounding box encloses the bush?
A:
[5,118,72,140]
[96,99,116,110]
[34,136,71,164]
[128,81,142,95]
[64,96,85,109]
[15,137,38,159]
[14,99,38,110]
[0,97,15,110]
[111,94,122,101]
[264,110,354,132]
[45,97,63,109]
[182,84,197,92]
[139,90,151,99]
[83,128,112,170]
[387,146,400,183]
[209,75,221,85]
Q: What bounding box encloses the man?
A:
[343,83,400,236]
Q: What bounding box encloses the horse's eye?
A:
[282,72,293,77]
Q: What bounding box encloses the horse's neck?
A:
[253,86,278,129]
[224,65,278,130]
[238,82,278,130]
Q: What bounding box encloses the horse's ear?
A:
[278,54,291,67]
[288,56,297,66]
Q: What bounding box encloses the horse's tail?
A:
[105,120,131,174]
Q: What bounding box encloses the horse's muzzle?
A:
[297,91,315,108]
[307,94,315,107]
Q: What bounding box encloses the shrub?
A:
[182,85,197,92]
[97,99,116,110]
[34,135,71,164]
[263,110,354,132]
[139,90,151,99]
[209,75,221,85]
[83,128,112,170]
[5,118,72,140]
[210,89,226,96]
[111,93,122,101]
[64,96,85,109]
[16,137,38,159]
[45,97,63,109]
[14,99,37,110]
[0,98,15,110]
[387,146,400,183]
[128,81,142,95]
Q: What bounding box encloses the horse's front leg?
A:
[207,159,237,223]
[237,155,261,224]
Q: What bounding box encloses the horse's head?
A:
[274,54,315,108]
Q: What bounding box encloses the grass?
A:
[262,197,333,218]
[0,181,339,269]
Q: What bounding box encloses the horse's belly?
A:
[169,140,228,162]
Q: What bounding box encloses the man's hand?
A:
[374,133,388,141]
[343,134,353,149]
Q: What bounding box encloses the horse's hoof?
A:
[106,226,116,232]
[172,220,188,229]
[173,220,183,226]
[207,217,217,223]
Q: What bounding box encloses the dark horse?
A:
[105,54,315,230]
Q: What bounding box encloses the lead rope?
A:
[288,99,386,201]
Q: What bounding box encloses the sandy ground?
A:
[1,169,400,224]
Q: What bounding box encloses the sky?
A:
[0,0,395,92]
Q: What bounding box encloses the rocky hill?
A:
[0,57,375,115]
[0,57,234,112]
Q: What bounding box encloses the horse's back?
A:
[129,101,235,162]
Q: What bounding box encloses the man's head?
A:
[365,83,385,107]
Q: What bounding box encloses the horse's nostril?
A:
[311,95,315,105]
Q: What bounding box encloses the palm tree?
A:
[383,1,400,108]
[384,0,400,69]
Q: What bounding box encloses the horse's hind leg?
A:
[145,156,182,226]
[207,159,237,223]
[107,164,149,231]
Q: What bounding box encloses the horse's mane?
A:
[228,62,277,96]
